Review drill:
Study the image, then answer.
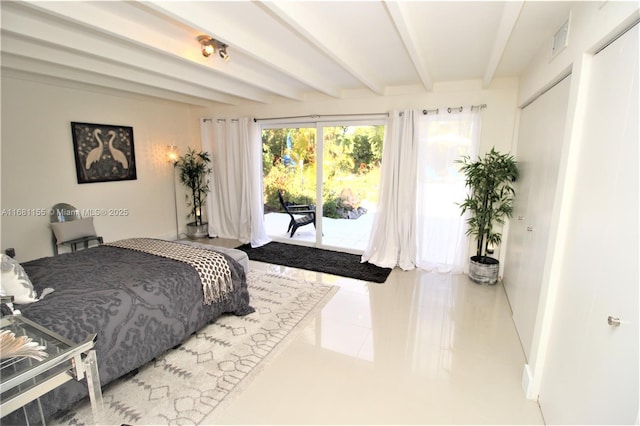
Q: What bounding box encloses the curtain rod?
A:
[253,112,389,122]
[253,105,486,122]
[421,104,487,115]
[201,118,239,123]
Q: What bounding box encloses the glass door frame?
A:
[260,117,386,252]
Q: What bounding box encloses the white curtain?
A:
[415,109,481,273]
[362,110,418,270]
[363,108,482,273]
[201,117,270,247]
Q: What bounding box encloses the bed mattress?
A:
[7,241,252,424]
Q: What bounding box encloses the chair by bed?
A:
[49,203,103,255]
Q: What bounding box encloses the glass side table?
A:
[0,314,103,424]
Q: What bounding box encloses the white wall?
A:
[518,1,639,105]
[537,23,638,423]
[510,0,639,403]
[209,78,520,265]
[1,76,207,262]
[213,78,519,160]
[0,75,519,265]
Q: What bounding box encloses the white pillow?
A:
[1,254,38,304]
[50,217,97,243]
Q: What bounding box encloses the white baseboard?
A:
[522,364,537,400]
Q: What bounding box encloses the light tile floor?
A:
[200,238,544,425]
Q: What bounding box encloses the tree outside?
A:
[262,125,384,219]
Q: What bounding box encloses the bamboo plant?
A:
[457,147,519,262]
[174,148,212,227]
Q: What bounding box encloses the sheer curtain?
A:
[362,110,418,270]
[415,109,481,273]
[363,108,482,273]
[201,117,270,247]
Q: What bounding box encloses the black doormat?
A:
[236,242,392,283]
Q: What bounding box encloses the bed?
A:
[1,238,253,424]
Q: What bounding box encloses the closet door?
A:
[539,24,639,424]
[503,75,571,359]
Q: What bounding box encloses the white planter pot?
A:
[469,255,499,285]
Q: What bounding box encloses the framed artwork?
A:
[71,122,137,184]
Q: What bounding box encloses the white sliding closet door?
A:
[539,24,639,424]
[503,75,571,360]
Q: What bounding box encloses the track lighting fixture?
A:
[197,35,230,61]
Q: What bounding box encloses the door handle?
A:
[607,316,621,327]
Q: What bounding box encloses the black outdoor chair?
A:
[278,190,317,237]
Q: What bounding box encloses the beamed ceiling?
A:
[0,1,575,107]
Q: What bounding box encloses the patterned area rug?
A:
[52,268,336,425]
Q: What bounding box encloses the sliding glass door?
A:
[319,125,382,252]
[262,125,318,243]
[261,121,384,253]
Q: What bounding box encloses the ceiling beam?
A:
[1,39,242,105]
[141,1,342,98]
[483,0,524,88]
[384,1,433,92]
[1,56,216,107]
[8,0,306,102]
[259,2,385,95]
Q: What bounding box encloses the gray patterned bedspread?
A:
[7,243,253,424]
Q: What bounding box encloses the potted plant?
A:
[174,148,212,239]
[457,147,518,284]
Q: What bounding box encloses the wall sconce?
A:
[197,35,230,61]
[167,145,179,164]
